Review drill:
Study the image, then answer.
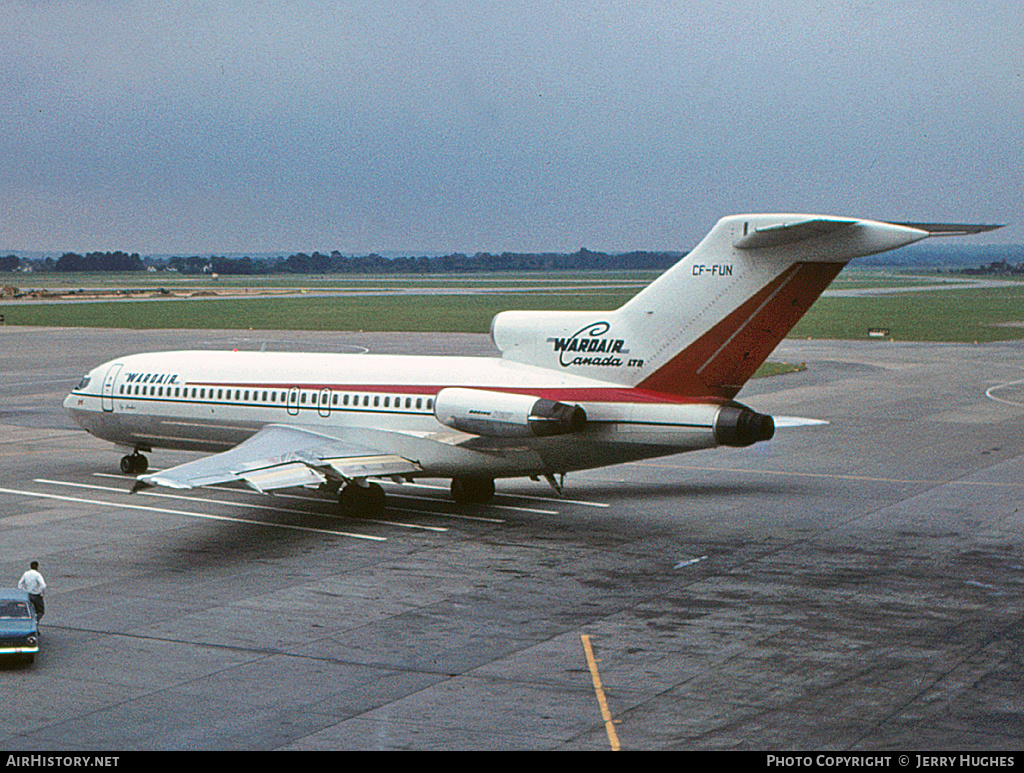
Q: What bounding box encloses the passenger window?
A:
[416,398,422,409]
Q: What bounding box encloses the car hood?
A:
[0,620,37,636]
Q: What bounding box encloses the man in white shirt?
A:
[18,561,46,621]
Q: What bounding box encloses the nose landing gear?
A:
[120,452,148,475]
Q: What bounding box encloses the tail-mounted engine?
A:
[434,387,586,438]
[714,401,775,447]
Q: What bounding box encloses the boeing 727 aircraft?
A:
[64,214,1000,514]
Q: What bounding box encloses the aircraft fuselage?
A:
[65,349,738,480]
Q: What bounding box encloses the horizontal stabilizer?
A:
[733,218,858,250]
[773,416,830,427]
[883,222,1004,237]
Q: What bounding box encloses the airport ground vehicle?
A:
[0,588,40,664]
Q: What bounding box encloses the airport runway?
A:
[1,326,1023,751]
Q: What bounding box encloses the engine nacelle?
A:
[434,387,586,438]
[714,401,775,447]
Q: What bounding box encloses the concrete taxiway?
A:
[1,326,1023,750]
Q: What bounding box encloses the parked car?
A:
[0,589,40,664]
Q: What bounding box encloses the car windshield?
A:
[0,601,31,619]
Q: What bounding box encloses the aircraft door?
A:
[318,388,332,418]
[287,387,300,416]
[101,363,122,412]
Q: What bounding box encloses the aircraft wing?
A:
[130,423,423,494]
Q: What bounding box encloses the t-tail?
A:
[492,215,1001,399]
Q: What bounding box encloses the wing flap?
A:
[239,462,327,493]
[325,454,423,479]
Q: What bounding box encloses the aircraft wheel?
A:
[120,454,148,474]
[338,482,386,516]
[450,476,495,504]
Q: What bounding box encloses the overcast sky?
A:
[2,1,1020,254]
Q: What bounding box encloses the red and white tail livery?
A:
[64,214,1000,512]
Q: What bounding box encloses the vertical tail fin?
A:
[492,214,996,398]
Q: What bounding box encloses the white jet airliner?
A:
[64,215,999,514]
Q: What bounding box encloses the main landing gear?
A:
[338,481,386,517]
[336,476,497,516]
[450,476,495,504]
[120,452,148,474]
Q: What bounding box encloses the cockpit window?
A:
[76,376,91,391]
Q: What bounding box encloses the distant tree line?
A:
[959,259,1024,276]
[166,248,683,275]
[2,252,143,272]
[4,249,683,274]
[54,251,144,272]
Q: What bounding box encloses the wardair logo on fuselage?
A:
[123,372,180,385]
[547,321,631,368]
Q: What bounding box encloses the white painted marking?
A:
[673,555,708,569]
[385,480,609,509]
[386,506,505,524]
[43,479,447,532]
[985,378,1024,408]
[0,486,385,541]
[0,378,78,389]
[389,492,558,515]
[274,490,507,523]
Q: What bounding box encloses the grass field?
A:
[789,284,1024,342]
[3,270,1024,342]
[0,290,639,332]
